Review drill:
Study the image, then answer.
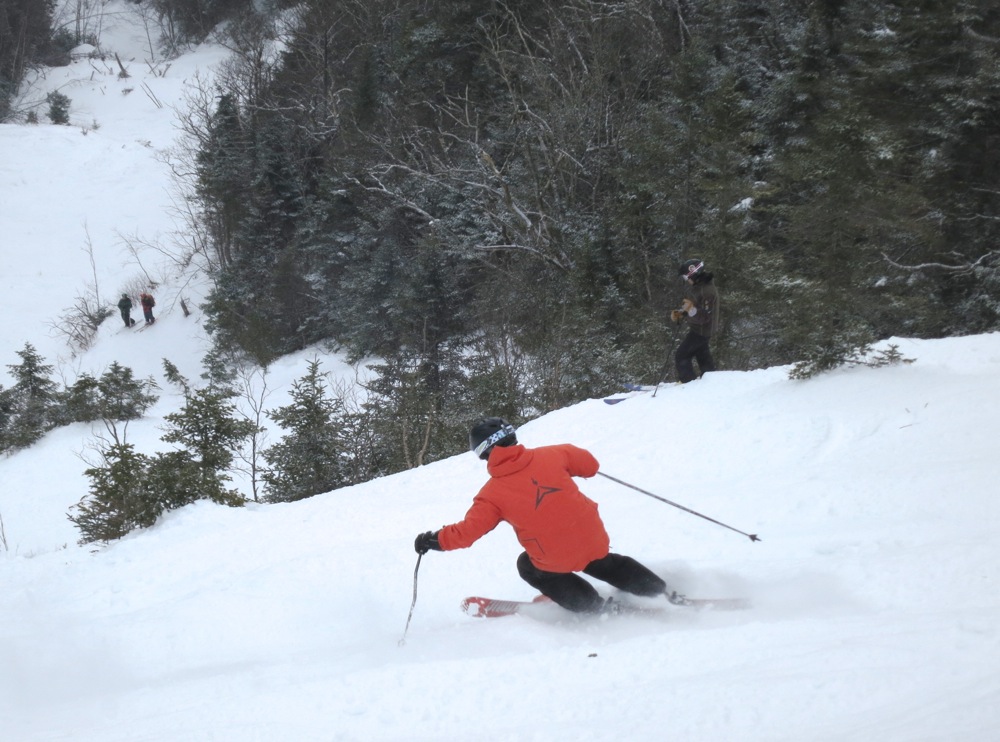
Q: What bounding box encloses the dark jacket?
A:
[118,296,132,312]
[684,279,719,337]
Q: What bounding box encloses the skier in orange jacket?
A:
[414,417,672,613]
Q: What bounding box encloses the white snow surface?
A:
[2,4,999,741]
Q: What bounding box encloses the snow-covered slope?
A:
[3,333,1000,741]
[1,4,998,741]
[0,1,228,382]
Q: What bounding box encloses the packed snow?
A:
[2,4,999,741]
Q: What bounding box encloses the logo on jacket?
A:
[531,479,561,509]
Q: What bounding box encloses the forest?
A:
[187,0,1000,462]
[3,0,1000,491]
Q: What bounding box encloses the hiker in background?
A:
[670,259,720,383]
[117,293,136,328]
[139,291,156,325]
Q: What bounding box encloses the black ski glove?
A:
[414,530,442,555]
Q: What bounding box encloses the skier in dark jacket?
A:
[117,294,135,328]
[139,292,156,325]
[671,259,720,383]
[414,417,679,614]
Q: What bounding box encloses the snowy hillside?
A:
[2,4,999,741]
[3,333,1000,741]
[0,1,229,384]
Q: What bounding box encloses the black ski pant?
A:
[675,330,715,383]
[516,551,667,613]
[120,309,133,327]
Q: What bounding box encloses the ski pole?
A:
[598,471,761,542]
[652,322,683,397]
[650,355,671,397]
[398,553,423,646]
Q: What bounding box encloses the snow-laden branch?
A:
[882,250,1000,275]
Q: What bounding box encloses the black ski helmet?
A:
[469,417,517,460]
[679,259,706,281]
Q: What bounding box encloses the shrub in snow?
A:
[46,91,71,124]
[71,442,159,544]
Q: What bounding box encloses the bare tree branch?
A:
[882,250,1000,275]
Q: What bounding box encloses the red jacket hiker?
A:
[415,418,672,613]
[139,292,156,324]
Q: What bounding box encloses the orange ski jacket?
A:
[437,443,611,573]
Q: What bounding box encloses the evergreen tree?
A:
[67,361,244,545]
[57,363,159,425]
[69,442,156,545]
[144,448,243,512]
[0,0,55,121]
[359,353,440,475]
[857,0,1000,334]
[199,101,314,362]
[261,358,346,502]
[2,342,58,450]
[161,385,254,496]
[196,92,249,271]
[45,90,70,124]
[158,359,254,505]
[96,362,159,421]
[0,383,12,452]
[59,372,101,424]
[148,0,250,43]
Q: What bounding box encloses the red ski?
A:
[461,595,556,618]
[461,594,750,618]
